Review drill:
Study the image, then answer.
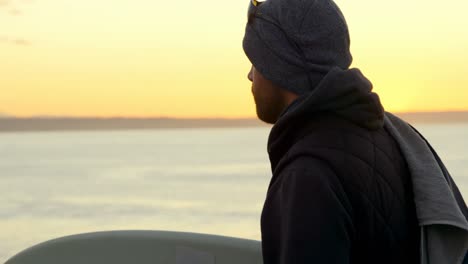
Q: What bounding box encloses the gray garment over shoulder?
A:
[384,112,468,264]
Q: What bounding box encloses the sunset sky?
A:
[1,0,467,118]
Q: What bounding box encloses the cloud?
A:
[13,38,31,45]
[0,0,10,8]
[9,8,21,15]
[1,0,31,14]
[0,1,32,44]
[0,0,34,8]
[0,36,32,46]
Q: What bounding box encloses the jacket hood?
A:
[267,67,384,170]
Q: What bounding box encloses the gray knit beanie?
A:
[243,0,353,95]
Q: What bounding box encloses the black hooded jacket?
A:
[261,68,420,263]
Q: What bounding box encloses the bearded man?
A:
[242,0,468,263]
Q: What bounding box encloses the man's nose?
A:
[247,67,253,82]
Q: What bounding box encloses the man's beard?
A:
[253,89,288,125]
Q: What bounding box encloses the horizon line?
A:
[2,110,468,119]
[1,111,467,132]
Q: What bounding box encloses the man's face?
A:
[248,66,289,124]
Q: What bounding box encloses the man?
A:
[242,0,468,263]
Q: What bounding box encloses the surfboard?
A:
[5,230,263,264]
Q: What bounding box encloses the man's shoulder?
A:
[279,114,404,179]
[288,114,388,158]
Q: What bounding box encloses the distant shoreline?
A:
[0,118,268,132]
[0,112,467,132]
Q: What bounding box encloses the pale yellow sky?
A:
[1,0,467,117]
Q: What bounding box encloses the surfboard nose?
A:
[5,230,263,264]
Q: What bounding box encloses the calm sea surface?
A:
[1,124,468,261]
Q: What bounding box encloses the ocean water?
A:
[1,124,467,261]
